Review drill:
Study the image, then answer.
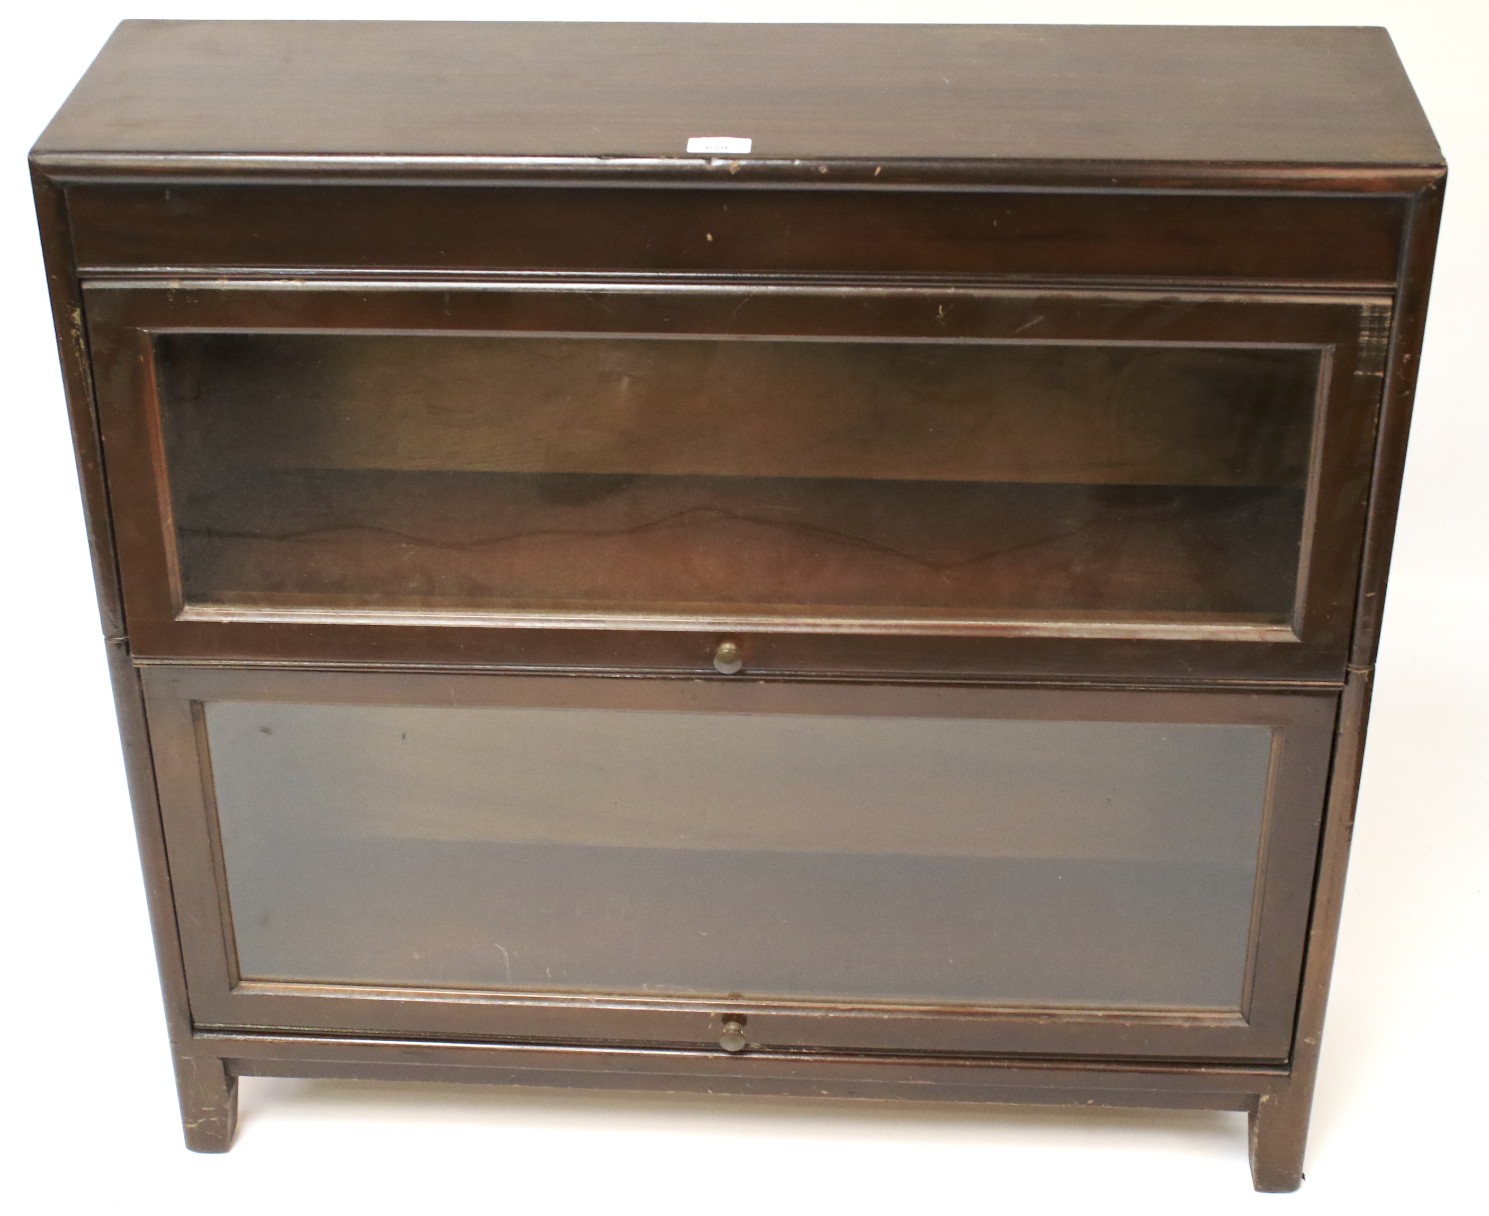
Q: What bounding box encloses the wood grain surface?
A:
[35,22,1442,168]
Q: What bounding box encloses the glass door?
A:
[153,331,1319,628]
[87,282,1389,680]
[146,667,1335,1061]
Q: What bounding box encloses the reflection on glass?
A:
[208,700,1273,1011]
[156,333,1318,627]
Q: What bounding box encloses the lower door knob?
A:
[719,1017,749,1052]
[713,639,744,675]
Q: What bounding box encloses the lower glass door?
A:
[145,667,1335,1060]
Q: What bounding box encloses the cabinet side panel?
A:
[1350,174,1446,665]
[34,168,232,1143]
[31,167,123,637]
[1253,664,1375,1185]
[102,637,237,1143]
[1296,666,1373,1069]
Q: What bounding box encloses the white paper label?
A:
[686,136,753,154]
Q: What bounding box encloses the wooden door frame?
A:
[88,279,1390,684]
[143,663,1337,1062]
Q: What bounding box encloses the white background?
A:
[3,3,1485,1210]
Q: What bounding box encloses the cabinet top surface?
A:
[34,21,1441,174]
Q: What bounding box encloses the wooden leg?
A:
[1248,1090,1310,1192]
[176,1054,239,1153]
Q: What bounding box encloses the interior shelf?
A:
[175,468,1305,621]
[226,836,1258,1012]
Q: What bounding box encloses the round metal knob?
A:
[719,1017,749,1053]
[713,639,744,675]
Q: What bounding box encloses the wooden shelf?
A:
[226,836,1258,1012]
[176,469,1305,622]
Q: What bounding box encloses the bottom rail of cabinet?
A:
[176,1031,1311,1190]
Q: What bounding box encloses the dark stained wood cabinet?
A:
[31,21,1444,1190]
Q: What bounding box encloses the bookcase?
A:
[32,21,1444,1190]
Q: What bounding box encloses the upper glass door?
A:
[86,282,1389,677]
[155,331,1316,625]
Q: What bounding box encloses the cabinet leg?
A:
[1248,1091,1310,1192]
[175,1054,239,1153]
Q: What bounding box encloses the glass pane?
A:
[206,700,1273,1011]
[156,332,1317,629]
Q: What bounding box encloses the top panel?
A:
[34,21,1441,171]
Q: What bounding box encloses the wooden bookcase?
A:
[31,21,1444,1190]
